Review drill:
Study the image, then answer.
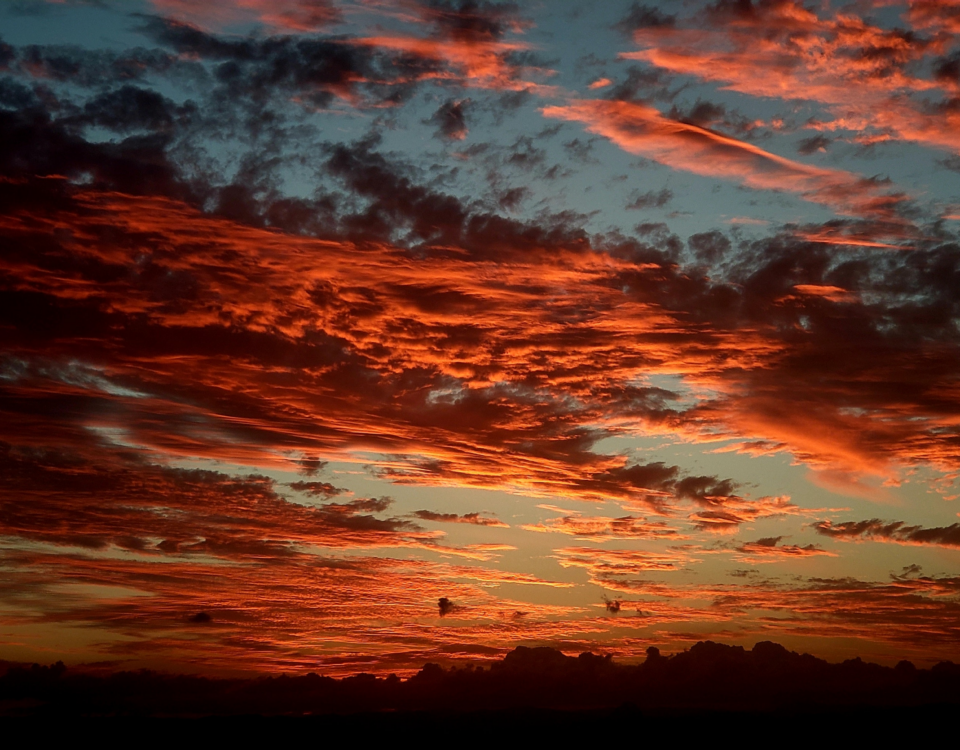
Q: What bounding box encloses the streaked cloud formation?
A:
[0,0,959,674]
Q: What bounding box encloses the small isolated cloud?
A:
[797,135,831,155]
[734,536,835,563]
[521,513,682,541]
[626,188,672,210]
[427,98,470,141]
[414,510,508,527]
[289,480,343,497]
[438,596,459,616]
[298,456,326,476]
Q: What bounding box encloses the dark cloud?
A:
[289,481,343,497]
[626,188,672,210]
[605,65,675,104]
[414,511,507,527]
[0,108,188,199]
[496,185,528,211]
[420,1,523,43]
[797,134,832,155]
[614,3,676,35]
[562,137,596,163]
[814,519,960,548]
[659,99,765,140]
[81,85,191,133]
[0,38,15,70]
[137,15,435,110]
[505,135,546,169]
[298,456,327,476]
[0,439,425,560]
[0,77,35,109]
[427,98,470,140]
[325,497,395,515]
[687,230,731,263]
[735,536,831,559]
[934,51,960,83]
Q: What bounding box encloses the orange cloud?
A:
[5,176,960,505]
[554,547,696,580]
[355,35,545,91]
[789,285,858,303]
[522,513,684,542]
[733,536,836,563]
[414,510,509,527]
[906,0,960,34]
[542,99,911,236]
[621,0,960,156]
[150,0,341,32]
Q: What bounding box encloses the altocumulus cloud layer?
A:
[1,0,960,675]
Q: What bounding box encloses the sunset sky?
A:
[2,0,960,677]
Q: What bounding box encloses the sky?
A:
[1,0,960,677]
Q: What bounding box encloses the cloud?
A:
[797,135,831,155]
[908,1,960,34]
[354,1,551,93]
[3,0,960,680]
[289,480,343,497]
[687,496,802,534]
[813,519,960,548]
[0,440,433,559]
[136,15,433,109]
[542,99,912,237]
[149,0,342,32]
[426,98,470,140]
[414,510,508,527]
[4,155,959,506]
[620,0,960,157]
[602,595,621,614]
[733,536,835,563]
[554,547,694,582]
[521,512,683,541]
[626,188,672,210]
[613,3,676,36]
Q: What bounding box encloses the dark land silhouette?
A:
[2,640,959,720]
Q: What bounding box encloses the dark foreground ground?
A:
[2,705,955,742]
[3,640,959,728]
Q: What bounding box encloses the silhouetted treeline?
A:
[2,641,959,717]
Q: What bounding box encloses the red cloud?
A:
[150,0,341,32]
[620,0,960,157]
[542,99,912,239]
[522,513,684,541]
[4,177,960,507]
[354,35,544,91]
